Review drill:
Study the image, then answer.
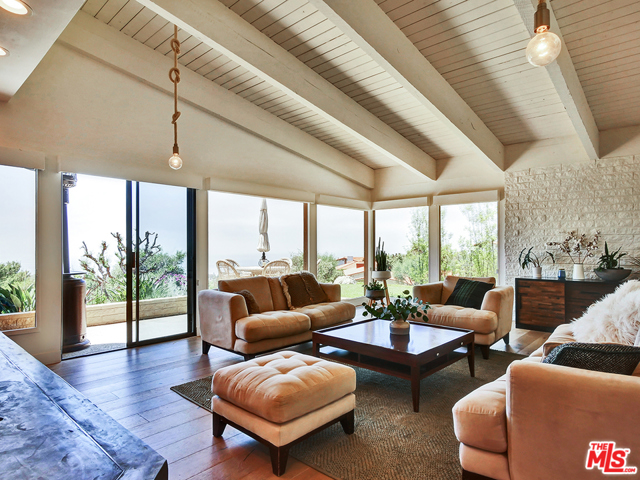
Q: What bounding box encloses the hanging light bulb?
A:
[168,25,183,170]
[526,1,561,67]
[169,148,183,170]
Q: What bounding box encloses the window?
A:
[0,165,36,331]
[208,192,304,288]
[317,205,364,299]
[440,202,498,280]
[376,207,428,295]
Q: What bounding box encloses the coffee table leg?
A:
[467,341,475,378]
[411,366,420,413]
[313,340,319,357]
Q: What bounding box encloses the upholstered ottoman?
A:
[211,351,356,476]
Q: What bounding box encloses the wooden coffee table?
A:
[312,319,475,412]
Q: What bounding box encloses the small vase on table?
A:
[572,263,585,280]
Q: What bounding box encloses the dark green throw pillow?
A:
[543,342,640,376]
[445,278,493,309]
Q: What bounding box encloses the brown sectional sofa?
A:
[199,276,355,359]
[452,323,640,480]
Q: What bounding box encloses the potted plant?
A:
[364,280,386,301]
[547,231,600,280]
[518,247,555,278]
[594,242,631,282]
[372,237,391,281]
[362,290,430,336]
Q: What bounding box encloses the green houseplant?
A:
[364,280,386,301]
[362,290,430,335]
[372,237,391,281]
[0,283,35,314]
[594,242,631,282]
[518,247,555,278]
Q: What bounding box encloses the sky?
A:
[0,166,36,274]
[208,192,304,269]
[67,175,187,272]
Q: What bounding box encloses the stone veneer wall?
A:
[505,155,640,285]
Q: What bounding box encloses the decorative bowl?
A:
[594,269,632,282]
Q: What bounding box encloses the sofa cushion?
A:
[235,289,260,315]
[442,276,496,304]
[235,311,311,343]
[453,375,508,453]
[294,302,356,330]
[219,277,274,313]
[446,278,494,309]
[212,351,356,423]
[300,271,329,304]
[542,342,640,376]
[281,273,313,309]
[427,305,498,334]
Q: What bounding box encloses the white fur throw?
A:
[572,280,640,345]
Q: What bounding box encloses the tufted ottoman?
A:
[211,351,356,476]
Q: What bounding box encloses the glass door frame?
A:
[126,181,196,347]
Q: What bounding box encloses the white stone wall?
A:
[505,155,640,285]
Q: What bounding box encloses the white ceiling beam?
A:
[136,0,436,180]
[59,12,374,189]
[307,0,505,172]
[513,0,599,160]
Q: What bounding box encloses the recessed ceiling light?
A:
[0,0,32,16]
[0,47,9,56]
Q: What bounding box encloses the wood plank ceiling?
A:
[377,0,576,145]
[82,0,475,169]
[79,0,640,172]
[552,0,640,131]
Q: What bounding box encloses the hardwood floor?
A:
[49,325,549,480]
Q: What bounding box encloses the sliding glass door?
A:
[126,181,196,347]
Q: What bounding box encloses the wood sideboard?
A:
[515,277,621,332]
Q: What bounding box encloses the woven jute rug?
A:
[170,350,523,480]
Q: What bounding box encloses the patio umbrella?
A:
[257,198,270,266]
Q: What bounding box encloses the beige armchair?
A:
[413,276,513,359]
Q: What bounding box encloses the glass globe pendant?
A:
[169,149,182,170]
[526,27,562,67]
[526,1,561,67]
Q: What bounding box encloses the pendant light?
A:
[0,0,32,16]
[526,0,561,67]
[168,25,183,170]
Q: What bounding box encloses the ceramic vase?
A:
[390,319,410,336]
[573,264,585,280]
[532,266,542,278]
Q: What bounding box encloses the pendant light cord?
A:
[169,25,181,150]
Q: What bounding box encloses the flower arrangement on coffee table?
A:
[362,290,430,336]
